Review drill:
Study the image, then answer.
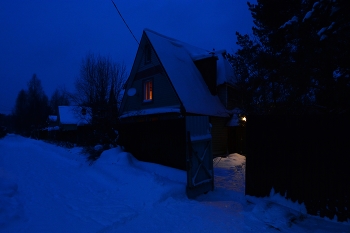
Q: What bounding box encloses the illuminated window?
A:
[144,79,153,101]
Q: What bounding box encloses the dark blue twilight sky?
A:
[0,0,255,115]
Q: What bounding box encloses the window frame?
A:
[143,78,153,103]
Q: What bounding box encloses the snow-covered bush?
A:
[82,144,114,163]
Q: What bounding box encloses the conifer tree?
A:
[13,74,50,134]
[233,0,350,114]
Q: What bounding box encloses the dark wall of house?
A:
[119,118,187,170]
[217,85,227,109]
[217,85,240,110]
[210,117,228,155]
[194,57,217,95]
[246,114,350,222]
[40,126,94,146]
[228,126,246,155]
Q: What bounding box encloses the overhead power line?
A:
[111,0,139,45]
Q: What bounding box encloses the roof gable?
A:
[144,29,230,117]
[119,33,182,116]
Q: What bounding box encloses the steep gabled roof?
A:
[144,29,231,117]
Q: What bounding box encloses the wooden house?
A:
[118,29,241,197]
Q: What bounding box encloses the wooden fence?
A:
[245,114,350,222]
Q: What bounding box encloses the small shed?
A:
[118,29,242,197]
[57,106,91,131]
[57,106,92,143]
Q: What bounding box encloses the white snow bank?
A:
[213,153,246,193]
[214,153,246,168]
[95,147,186,184]
[0,179,23,228]
[95,147,136,167]
[249,188,308,214]
[1,134,349,233]
[246,188,309,231]
[246,188,350,231]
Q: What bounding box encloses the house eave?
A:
[119,106,182,119]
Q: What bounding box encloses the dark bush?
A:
[0,126,7,139]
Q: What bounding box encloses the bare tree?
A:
[72,53,127,135]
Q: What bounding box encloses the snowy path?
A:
[1,134,349,232]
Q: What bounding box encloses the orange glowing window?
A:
[144,80,153,101]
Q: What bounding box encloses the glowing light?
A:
[144,80,153,101]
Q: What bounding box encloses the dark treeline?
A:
[11,74,69,136]
[231,0,350,115]
[236,0,350,221]
[1,54,126,146]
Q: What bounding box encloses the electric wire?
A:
[111,0,139,45]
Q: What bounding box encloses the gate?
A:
[185,116,214,198]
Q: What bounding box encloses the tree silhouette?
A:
[49,87,70,115]
[232,0,350,114]
[72,53,126,141]
[13,74,50,134]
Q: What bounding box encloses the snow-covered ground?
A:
[0,134,349,232]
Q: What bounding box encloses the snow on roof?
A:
[216,51,237,86]
[120,106,181,118]
[226,114,240,127]
[58,106,91,125]
[226,108,244,126]
[144,29,231,117]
